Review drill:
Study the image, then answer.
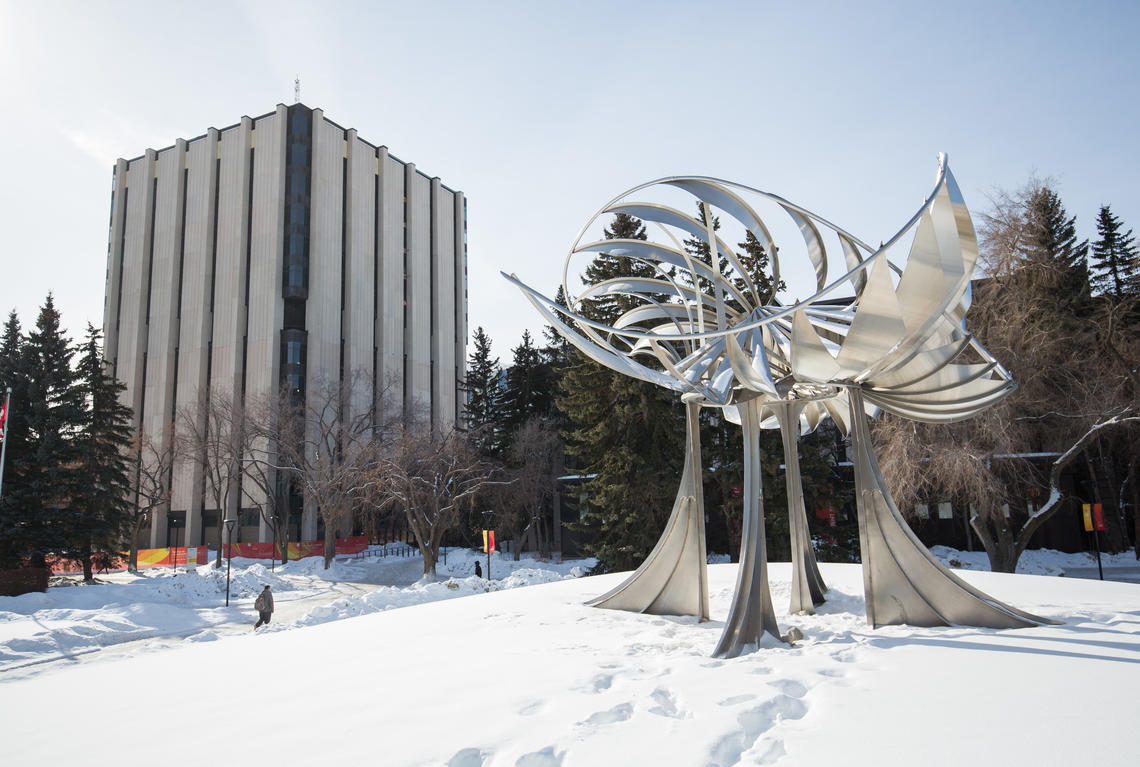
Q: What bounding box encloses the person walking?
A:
[254,585,274,629]
[474,560,482,578]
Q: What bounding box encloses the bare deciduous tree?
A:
[177,390,244,568]
[503,416,561,559]
[370,423,506,577]
[270,373,388,569]
[237,398,290,566]
[127,425,175,572]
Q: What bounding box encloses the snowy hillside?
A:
[2,547,1138,765]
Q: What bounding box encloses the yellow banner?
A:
[1082,504,1093,532]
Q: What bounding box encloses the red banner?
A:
[224,536,369,560]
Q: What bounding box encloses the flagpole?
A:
[0,387,11,501]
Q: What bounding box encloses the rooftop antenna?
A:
[294,76,300,104]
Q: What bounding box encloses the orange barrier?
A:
[131,536,370,569]
[135,546,209,568]
[45,537,371,573]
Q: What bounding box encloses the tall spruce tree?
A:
[499,330,554,452]
[1090,205,1139,298]
[0,310,32,568]
[66,324,134,581]
[541,286,572,437]
[464,326,503,455]
[14,295,85,562]
[1023,187,1090,313]
[558,213,685,572]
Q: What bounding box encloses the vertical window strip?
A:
[170,347,180,423]
[176,168,188,320]
[209,156,221,315]
[113,187,129,377]
[244,148,255,308]
[241,145,255,400]
[402,177,408,417]
[144,176,158,326]
[340,154,347,382]
[373,164,380,406]
[138,351,148,433]
[429,183,437,430]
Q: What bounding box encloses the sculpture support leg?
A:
[773,402,828,615]
[587,397,709,620]
[713,398,785,657]
[847,388,1056,629]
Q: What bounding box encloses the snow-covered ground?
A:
[2,546,1138,766]
[0,545,590,677]
[929,544,1138,576]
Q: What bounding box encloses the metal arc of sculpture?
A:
[505,154,1056,658]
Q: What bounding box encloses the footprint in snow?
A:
[648,688,687,719]
[707,694,809,767]
[578,702,633,727]
[769,678,808,698]
[515,746,564,767]
[587,673,613,692]
[448,747,489,767]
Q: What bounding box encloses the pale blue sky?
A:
[1,0,1136,357]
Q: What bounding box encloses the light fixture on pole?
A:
[224,518,237,606]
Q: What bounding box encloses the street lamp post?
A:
[224,518,236,606]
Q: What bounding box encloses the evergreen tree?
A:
[1090,205,1139,298]
[1022,187,1090,313]
[581,213,655,321]
[65,324,134,581]
[499,330,554,451]
[0,310,32,568]
[16,296,85,561]
[734,230,784,306]
[559,213,685,572]
[464,326,502,455]
[541,286,572,385]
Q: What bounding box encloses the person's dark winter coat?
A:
[254,585,274,629]
[474,560,482,578]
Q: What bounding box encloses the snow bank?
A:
[0,548,593,673]
[931,544,1137,575]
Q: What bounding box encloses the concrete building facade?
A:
[103,103,467,548]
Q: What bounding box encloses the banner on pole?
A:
[482,530,496,553]
[1082,504,1093,532]
[1093,503,1106,532]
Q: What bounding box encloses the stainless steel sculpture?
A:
[505,154,1054,658]
[585,394,710,620]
